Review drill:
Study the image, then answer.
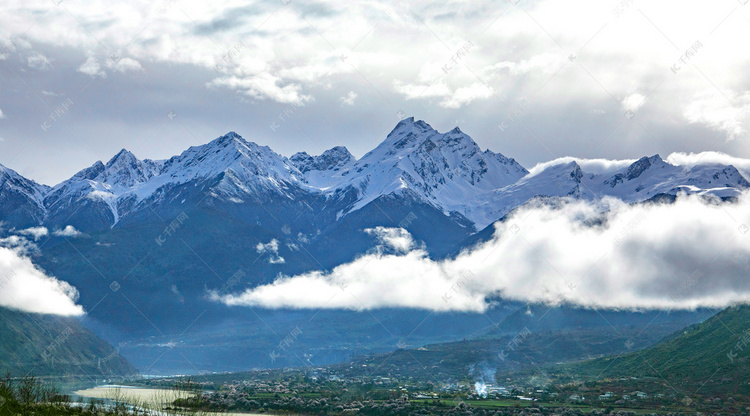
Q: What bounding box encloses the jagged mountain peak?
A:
[378,119,524,176]
[329,118,529,227]
[212,130,243,145]
[101,149,162,189]
[185,131,272,159]
[290,146,354,173]
[381,117,439,150]
[154,132,300,200]
[325,145,354,159]
[70,161,106,181]
[106,148,137,167]
[626,154,665,181]
[4,119,750,235]
[0,162,49,223]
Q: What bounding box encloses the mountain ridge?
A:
[3,117,747,234]
[0,306,138,378]
[5,118,747,375]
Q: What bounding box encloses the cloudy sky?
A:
[1,0,749,185]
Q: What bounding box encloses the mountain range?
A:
[4,117,747,235]
[1,117,748,374]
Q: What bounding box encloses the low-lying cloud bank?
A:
[213,191,750,312]
[0,247,84,316]
[528,151,750,179]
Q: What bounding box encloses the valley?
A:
[2,120,750,415]
[3,119,747,375]
[3,0,750,414]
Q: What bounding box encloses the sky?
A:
[0,0,750,186]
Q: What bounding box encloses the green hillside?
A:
[0,307,138,378]
[571,305,750,395]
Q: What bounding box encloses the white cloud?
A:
[215,192,750,312]
[394,80,494,109]
[27,52,52,71]
[621,93,646,113]
[683,91,750,141]
[484,53,567,76]
[78,56,107,78]
[107,57,143,73]
[208,73,312,105]
[365,227,414,253]
[440,83,494,109]
[256,239,279,254]
[339,91,358,106]
[18,226,48,241]
[0,235,39,255]
[667,151,750,179]
[394,81,451,100]
[0,38,15,60]
[256,238,285,264]
[0,0,749,148]
[527,157,637,177]
[0,108,5,119]
[0,247,84,316]
[53,225,83,237]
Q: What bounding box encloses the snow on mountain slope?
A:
[290,146,355,174]
[0,163,48,210]
[473,154,750,227]
[134,131,302,202]
[102,149,164,190]
[43,132,307,225]
[290,146,355,189]
[323,117,529,225]
[41,119,534,229]
[0,163,49,227]
[44,149,164,225]
[4,118,750,233]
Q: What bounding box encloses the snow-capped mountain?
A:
[2,117,750,234]
[6,117,749,376]
[0,164,48,228]
[141,131,304,204]
[101,149,164,189]
[42,132,306,227]
[290,146,354,174]
[319,118,529,225]
[472,154,750,227]
[290,146,355,189]
[44,149,164,227]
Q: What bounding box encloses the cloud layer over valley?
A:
[215,191,750,312]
